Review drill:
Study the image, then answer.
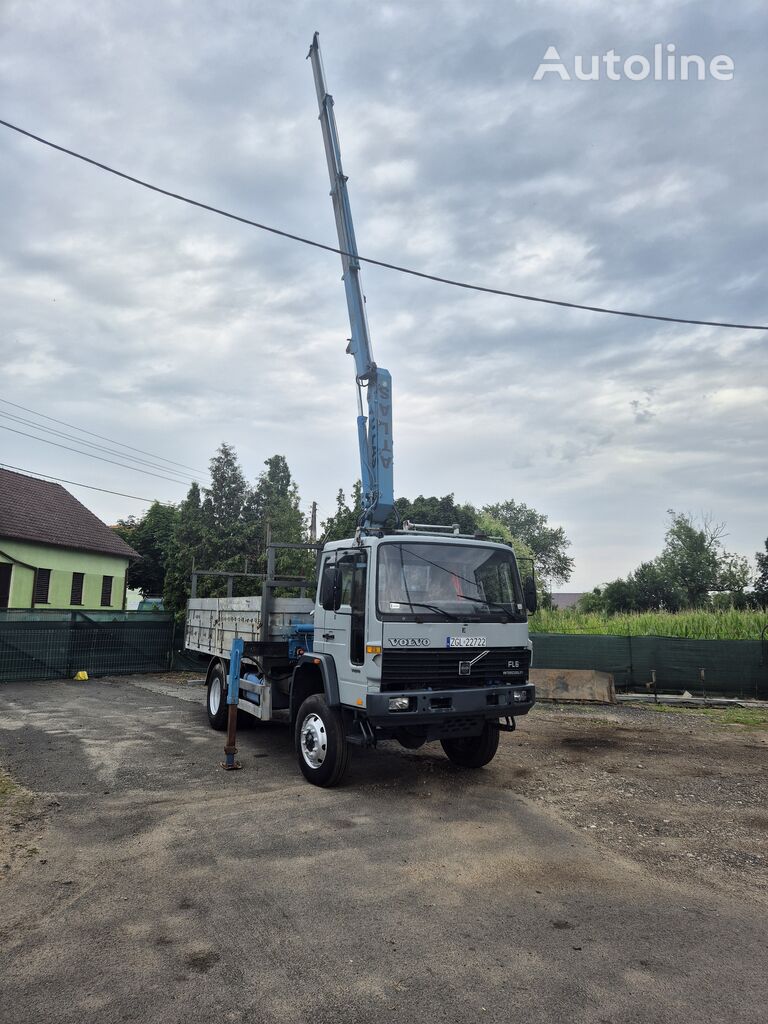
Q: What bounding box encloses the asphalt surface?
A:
[1,676,766,1024]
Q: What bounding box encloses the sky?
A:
[0,0,766,590]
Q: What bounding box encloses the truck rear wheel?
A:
[295,693,349,787]
[441,721,500,768]
[206,663,229,731]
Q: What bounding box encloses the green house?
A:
[0,468,138,610]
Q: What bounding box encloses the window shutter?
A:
[34,568,51,604]
[100,575,113,607]
[70,572,84,605]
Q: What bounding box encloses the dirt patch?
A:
[184,949,221,973]
[560,735,618,750]
[497,703,768,900]
[0,768,49,881]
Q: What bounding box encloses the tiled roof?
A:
[551,592,585,610]
[0,468,139,559]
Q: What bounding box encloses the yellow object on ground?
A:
[74,671,89,681]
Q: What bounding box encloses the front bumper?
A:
[365,684,535,726]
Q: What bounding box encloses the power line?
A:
[0,422,196,485]
[0,396,206,475]
[0,462,169,504]
[0,409,196,484]
[1,117,765,332]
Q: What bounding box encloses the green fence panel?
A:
[3,612,765,697]
[0,611,174,682]
[628,636,766,699]
[532,633,633,688]
[531,633,768,699]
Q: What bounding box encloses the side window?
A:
[350,560,367,614]
[337,555,356,606]
[318,556,336,608]
[337,552,368,666]
[318,553,366,613]
[336,553,367,609]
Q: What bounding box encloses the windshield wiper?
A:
[455,594,515,621]
[398,601,461,621]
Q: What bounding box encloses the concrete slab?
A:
[530,668,615,703]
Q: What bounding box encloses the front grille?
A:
[380,647,531,692]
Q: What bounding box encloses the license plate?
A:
[446,636,487,648]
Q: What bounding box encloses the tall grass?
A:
[528,608,766,640]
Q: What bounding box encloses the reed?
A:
[528,608,766,640]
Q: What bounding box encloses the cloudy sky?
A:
[1,0,766,589]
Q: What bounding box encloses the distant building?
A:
[551,592,584,610]
[0,468,138,610]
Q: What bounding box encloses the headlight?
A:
[388,696,412,712]
[512,688,529,702]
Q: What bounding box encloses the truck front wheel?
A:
[441,721,500,768]
[295,693,349,787]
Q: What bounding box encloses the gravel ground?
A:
[1,675,767,1024]
[496,702,768,897]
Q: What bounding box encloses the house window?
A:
[34,568,51,605]
[70,572,84,606]
[100,575,113,607]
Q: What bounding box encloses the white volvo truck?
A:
[185,35,537,786]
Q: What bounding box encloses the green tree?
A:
[592,512,751,615]
[476,509,534,568]
[752,538,768,608]
[395,493,479,534]
[246,455,309,580]
[577,587,605,613]
[601,577,638,615]
[161,447,313,607]
[475,510,542,604]
[482,499,574,586]
[630,560,684,612]
[321,482,364,542]
[200,443,250,579]
[113,502,179,597]
[322,489,478,539]
[659,512,750,606]
[163,482,205,614]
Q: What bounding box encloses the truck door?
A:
[316,549,368,692]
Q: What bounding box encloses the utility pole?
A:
[309,501,317,544]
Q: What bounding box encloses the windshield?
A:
[377,542,526,622]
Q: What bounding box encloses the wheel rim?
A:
[300,712,327,769]
[210,677,221,715]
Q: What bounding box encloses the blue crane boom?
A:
[308,32,394,529]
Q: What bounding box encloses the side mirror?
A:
[319,564,342,611]
[523,576,538,615]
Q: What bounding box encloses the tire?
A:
[206,662,229,731]
[294,693,350,787]
[441,721,500,768]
